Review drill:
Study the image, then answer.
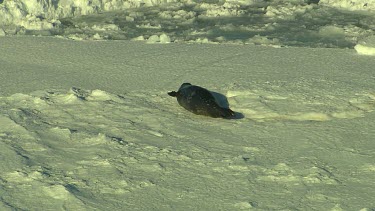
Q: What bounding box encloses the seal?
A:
[168,83,235,118]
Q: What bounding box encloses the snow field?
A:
[228,87,375,121]
[1,0,375,50]
[0,36,375,210]
[320,0,373,11]
[1,84,374,210]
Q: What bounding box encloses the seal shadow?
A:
[210,91,245,119]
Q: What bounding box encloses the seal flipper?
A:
[220,107,235,118]
[168,91,178,97]
[203,104,234,118]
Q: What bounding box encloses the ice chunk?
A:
[159,33,171,43]
[355,35,375,56]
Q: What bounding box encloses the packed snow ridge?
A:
[0,0,375,49]
[0,0,173,30]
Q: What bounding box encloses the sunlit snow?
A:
[1,0,375,210]
[1,0,374,49]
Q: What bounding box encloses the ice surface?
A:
[355,35,375,55]
[0,0,375,209]
[320,0,373,11]
[1,86,374,210]
[0,36,375,210]
[1,0,375,48]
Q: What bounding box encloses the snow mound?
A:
[228,88,375,122]
[0,0,184,34]
[355,35,375,56]
[320,0,375,11]
[147,33,171,43]
[1,0,375,48]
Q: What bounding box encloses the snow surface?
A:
[1,36,375,210]
[1,0,375,210]
[355,35,375,55]
[1,0,375,49]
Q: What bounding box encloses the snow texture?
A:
[1,85,375,210]
[320,0,373,11]
[0,36,375,210]
[355,35,375,55]
[0,0,375,210]
[1,0,375,49]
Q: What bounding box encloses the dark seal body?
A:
[168,83,234,118]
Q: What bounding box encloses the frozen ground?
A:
[1,0,375,210]
[1,0,375,49]
[1,36,375,210]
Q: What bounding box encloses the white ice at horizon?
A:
[0,0,375,51]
